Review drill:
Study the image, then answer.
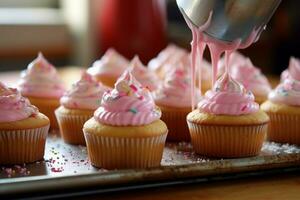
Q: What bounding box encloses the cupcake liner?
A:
[38,104,59,130]
[187,122,268,158]
[266,112,300,145]
[55,110,92,145]
[0,125,49,164]
[84,131,167,169]
[160,108,190,142]
[96,75,116,88]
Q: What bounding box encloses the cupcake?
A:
[18,52,65,129]
[0,82,50,164]
[83,70,168,169]
[154,65,199,141]
[187,73,269,158]
[129,56,160,91]
[87,48,129,87]
[55,72,110,145]
[261,57,300,145]
[231,58,272,104]
[148,44,189,79]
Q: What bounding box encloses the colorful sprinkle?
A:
[241,105,247,111]
[129,108,138,114]
[129,84,138,92]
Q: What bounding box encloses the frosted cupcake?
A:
[18,52,65,129]
[231,58,272,104]
[148,44,189,79]
[129,56,160,91]
[154,65,199,141]
[261,57,300,145]
[0,82,50,164]
[187,73,269,158]
[87,48,129,87]
[83,70,168,169]
[55,72,110,145]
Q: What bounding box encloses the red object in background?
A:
[99,0,167,63]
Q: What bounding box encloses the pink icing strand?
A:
[94,70,161,126]
[185,12,212,110]
[0,82,38,122]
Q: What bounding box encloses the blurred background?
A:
[0,0,299,75]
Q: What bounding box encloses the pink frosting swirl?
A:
[87,48,129,78]
[148,44,189,75]
[198,73,259,115]
[94,70,161,126]
[18,52,65,98]
[280,57,300,82]
[0,82,38,122]
[60,72,110,110]
[129,56,160,91]
[154,64,200,108]
[269,57,300,106]
[231,58,271,97]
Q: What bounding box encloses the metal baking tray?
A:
[1,132,300,199]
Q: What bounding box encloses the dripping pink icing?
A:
[198,73,259,115]
[94,70,161,126]
[129,56,160,91]
[0,82,38,122]
[60,72,110,110]
[184,11,262,112]
[184,11,213,110]
[217,51,246,76]
[154,64,200,108]
[269,57,300,106]
[18,52,65,98]
[231,58,271,97]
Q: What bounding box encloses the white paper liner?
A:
[84,131,167,169]
[267,112,300,145]
[187,122,268,158]
[55,110,92,145]
[0,125,49,164]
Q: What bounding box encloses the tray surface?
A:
[1,133,300,180]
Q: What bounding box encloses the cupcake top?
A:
[0,82,38,123]
[87,48,129,78]
[129,56,160,91]
[18,52,65,99]
[198,73,259,115]
[94,70,161,126]
[60,72,110,110]
[148,44,189,75]
[280,57,300,81]
[269,57,300,106]
[154,64,200,108]
[231,58,271,97]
